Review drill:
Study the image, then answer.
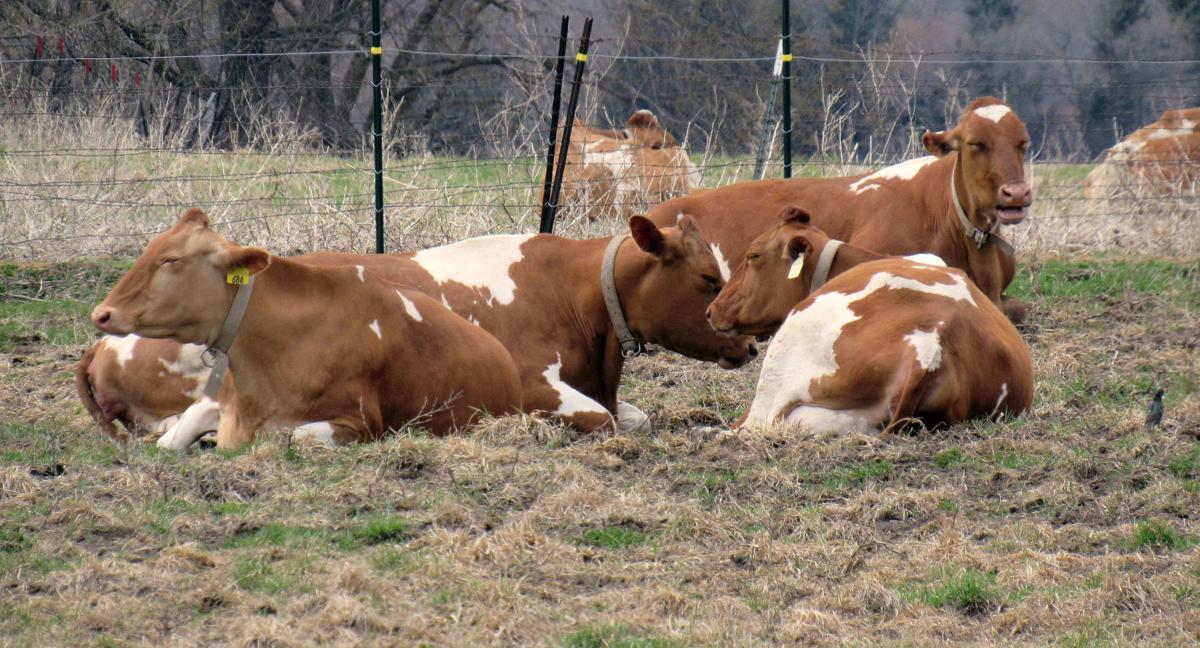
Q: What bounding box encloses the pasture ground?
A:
[1,254,1198,646]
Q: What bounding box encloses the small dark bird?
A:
[1145,389,1165,429]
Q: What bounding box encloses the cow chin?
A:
[996,206,1027,225]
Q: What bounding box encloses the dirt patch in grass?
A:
[1,257,1198,645]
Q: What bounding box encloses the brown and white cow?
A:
[707,209,1033,434]
[75,334,215,441]
[557,110,702,220]
[89,209,523,449]
[298,215,757,435]
[1084,108,1200,199]
[648,96,1032,322]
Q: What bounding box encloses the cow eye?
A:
[158,257,181,266]
[968,142,987,151]
[701,274,721,292]
[746,253,760,262]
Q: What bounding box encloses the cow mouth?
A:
[995,206,1027,225]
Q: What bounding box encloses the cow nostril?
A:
[705,306,713,321]
[92,308,111,327]
[748,344,759,358]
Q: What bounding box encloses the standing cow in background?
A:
[1084,108,1200,199]
[556,110,702,220]
[648,96,1032,323]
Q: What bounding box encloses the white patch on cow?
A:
[543,354,613,422]
[974,104,1012,123]
[152,414,182,436]
[355,265,365,282]
[368,319,381,339]
[710,243,732,281]
[848,156,938,194]
[616,401,651,434]
[784,405,880,436]
[904,253,947,267]
[292,421,336,446]
[158,397,220,450]
[158,343,211,400]
[684,159,702,189]
[990,383,1010,418]
[583,145,639,198]
[904,325,943,371]
[1146,120,1194,141]
[395,290,422,322]
[411,235,533,306]
[743,265,975,428]
[103,334,140,369]
[676,212,685,224]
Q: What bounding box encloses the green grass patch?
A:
[934,446,965,469]
[1168,444,1200,479]
[560,623,685,648]
[578,526,651,550]
[230,555,297,595]
[816,459,894,489]
[1126,520,1197,552]
[348,515,410,544]
[1009,259,1200,304]
[901,568,1003,616]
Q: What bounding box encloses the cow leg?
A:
[882,362,934,438]
[158,397,221,450]
[522,383,615,434]
[290,418,370,446]
[616,401,651,435]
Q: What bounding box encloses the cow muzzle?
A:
[90,305,130,335]
[996,182,1032,225]
[717,337,757,370]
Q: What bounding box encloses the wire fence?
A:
[1,25,1197,261]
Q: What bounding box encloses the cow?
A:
[89,208,524,449]
[707,207,1033,435]
[75,334,215,442]
[1084,108,1200,199]
[647,96,1032,323]
[556,110,702,220]
[298,215,757,435]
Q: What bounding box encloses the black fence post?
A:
[545,17,593,233]
[781,0,793,179]
[753,40,783,180]
[371,0,384,253]
[539,16,570,234]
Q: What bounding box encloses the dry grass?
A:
[1,253,1198,646]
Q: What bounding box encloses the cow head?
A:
[91,209,270,344]
[619,215,756,369]
[707,207,828,337]
[922,96,1031,227]
[625,110,679,149]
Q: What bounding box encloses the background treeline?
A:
[2,0,1198,160]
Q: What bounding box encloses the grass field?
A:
[1,253,1198,646]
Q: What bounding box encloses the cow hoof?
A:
[616,401,651,435]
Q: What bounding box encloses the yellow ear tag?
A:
[226,266,250,285]
[787,256,805,280]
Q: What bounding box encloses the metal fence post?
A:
[753,39,784,180]
[371,0,384,253]
[545,17,593,233]
[781,0,793,179]
[539,16,570,234]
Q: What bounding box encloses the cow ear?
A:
[779,206,810,224]
[221,245,271,276]
[179,208,210,228]
[786,235,812,261]
[675,213,700,235]
[923,129,959,156]
[627,110,657,128]
[629,215,666,257]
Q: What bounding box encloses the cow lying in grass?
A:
[707,207,1033,435]
[80,214,755,448]
[90,209,523,448]
[75,334,215,442]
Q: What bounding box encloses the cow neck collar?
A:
[950,155,1015,258]
[600,235,645,358]
[809,239,844,293]
[200,276,256,398]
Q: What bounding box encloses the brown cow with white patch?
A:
[648,96,1032,322]
[558,110,701,220]
[707,208,1033,434]
[90,209,523,449]
[299,215,756,435]
[75,334,215,441]
[1084,108,1200,199]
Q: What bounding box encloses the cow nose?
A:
[998,182,1031,206]
[91,306,112,329]
[747,342,758,358]
[705,305,713,322]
